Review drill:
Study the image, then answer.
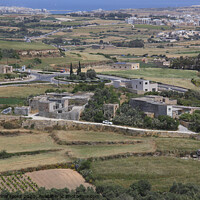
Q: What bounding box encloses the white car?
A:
[103,120,113,125]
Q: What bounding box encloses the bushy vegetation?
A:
[180,110,200,132]
[147,90,200,107]
[0,49,19,60]
[69,67,97,81]
[113,39,144,48]
[171,54,200,70]
[81,87,120,123]
[2,180,200,200]
[0,97,25,105]
[1,120,22,129]
[45,89,67,94]
[113,103,179,130]
[72,82,105,93]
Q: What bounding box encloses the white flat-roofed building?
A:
[111,62,140,70]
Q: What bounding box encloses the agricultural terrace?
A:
[0,127,200,192]
[0,40,56,50]
[0,174,39,193]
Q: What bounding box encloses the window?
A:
[139,82,142,84]
[168,108,171,111]
[145,89,148,91]
[145,82,148,85]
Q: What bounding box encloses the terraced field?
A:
[1,128,200,192]
[0,174,39,193]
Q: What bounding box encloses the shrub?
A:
[2,120,21,129]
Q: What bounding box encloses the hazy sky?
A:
[1,0,200,10]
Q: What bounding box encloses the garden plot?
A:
[0,174,38,193]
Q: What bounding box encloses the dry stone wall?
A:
[22,119,197,139]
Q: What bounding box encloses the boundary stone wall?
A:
[22,119,198,139]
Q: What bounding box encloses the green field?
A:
[10,51,109,70]
[101,68,199,89]
[0,84,72,98]
[0,97,25,105]
[68,142,154,159]
[0,132,61,153]
[55,130,139,142]
[155,138,200,153]
[91,156,200,192]
[0,40,56,50]
[1,127,200,191]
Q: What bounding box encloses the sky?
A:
[0,0,200,11]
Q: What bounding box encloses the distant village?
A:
[0,6,48,14]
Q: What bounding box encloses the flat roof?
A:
[114,62,139,65]
[131,97,171,106]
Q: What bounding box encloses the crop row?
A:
[0,174,39,193]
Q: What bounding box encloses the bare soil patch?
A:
[26,169,92,190]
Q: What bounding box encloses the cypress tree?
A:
[77,61,81,75]
[70,63,73,76]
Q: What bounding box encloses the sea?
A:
[0,0,200,14]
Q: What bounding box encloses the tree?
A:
[0,51,2,60]
[86,69,96,79]
[80,72,86,80]
[129,180,151,197]
[33,58,42,64]
[70,63,73,77]
[77,61,82,75]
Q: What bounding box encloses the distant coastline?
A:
[0,0,199,13]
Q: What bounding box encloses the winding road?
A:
[0,70,188,93]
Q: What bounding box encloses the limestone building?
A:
[29,92,93,121]
[111,62,140,70]
[0,65,13,74]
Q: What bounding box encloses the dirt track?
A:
[26,169,92,190]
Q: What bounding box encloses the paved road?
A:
[0,70,188,93]
[0,75,37,86]
[28,114,196,135]
[98,74,188,93]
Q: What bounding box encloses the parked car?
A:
[102,120,113,125]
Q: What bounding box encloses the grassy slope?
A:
[0,84,72,98]
[91,156,200,192]
[0,40,56,50]
[0,133,60,153]
[68,142,154,159]
[56,130,140,142]
[101,68,199,90]
[1,129,200,191]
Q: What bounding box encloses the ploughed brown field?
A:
[26,169,93,190]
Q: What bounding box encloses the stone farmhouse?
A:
[130,95,200,118]
[111,62,140,70]
[29,92,94,120]
[0,65,13,74]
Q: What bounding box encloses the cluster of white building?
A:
[157,30,200,42]
[0,6,48,14]
[125,17,164,26]
[126,14,200,27]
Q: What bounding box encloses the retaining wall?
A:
[22,119,198,139]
